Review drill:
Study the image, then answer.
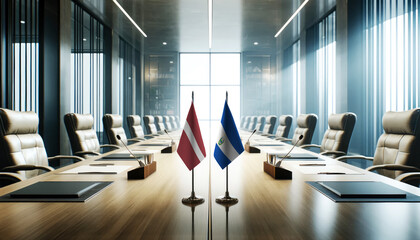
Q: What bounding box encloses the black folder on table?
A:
[0,181,112,202]
[318,181,407,198]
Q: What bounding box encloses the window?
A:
[180,53,241,148]
[6,0,39,112]
[282,40,301,124]
[365,0,419,153]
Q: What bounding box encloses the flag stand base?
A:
[182,192,205,205]
[216,192,238,204]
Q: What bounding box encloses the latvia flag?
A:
[177,102,206,170]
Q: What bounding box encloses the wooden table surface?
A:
[0,133,419,239]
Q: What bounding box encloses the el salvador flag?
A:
[214,100,244,169]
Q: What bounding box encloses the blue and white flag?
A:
[214,100,244,169]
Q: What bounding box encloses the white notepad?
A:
[297,165,361,175]
[59,165,132,174]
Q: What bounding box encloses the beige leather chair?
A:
[248,116,258,131]
[301,112,356,158]
[163,116,172,131]
[127,115,147,139]
[337,109,420,179]
[103,114,141,147]
[240,116,246,129]
[255,116,265,132]
[154,116,165,132]
[273,115,293,139]
[243,116,251,130]
[0,109,83,185]
[169,116,177,130]
[281,114,317,146]
[261,116,277,134]
[143,115,158,135]
[64,113,120,158]
[175,116,180,129]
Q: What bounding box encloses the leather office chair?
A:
[0,109,83,186]
[248,116,258,131]
[163,116,172,131]
[170,116,177,130]
[103,114,141,147]
[127,115,148,139]
[154,116,165,132]
[240,116,246,129]
[273,115,293,139]
[281,114,317,146]
[337,109,420,179]
[261,116,277,134]
[243,116,251,130]
[143,115,159,135]
[175,116,180,129]
[64,113,120,158]
[255,116,266,132]
[301,112,356,158]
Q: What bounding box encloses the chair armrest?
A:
[2,165,54,173]
[74,150,101,158]
[0,172,24,184]
[319,150,347,158]
[48,155,84,165]
[366,164,420,173]
[100,144,121,150]
[395,172,420,183]
[335,155,374,162]
[276,137,291,142]
[300,144,321,149]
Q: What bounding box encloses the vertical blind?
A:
[70,1,105,136]
[365,0,419,154]
[7,0,39,112]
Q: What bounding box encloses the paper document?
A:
[59,165,132,174]
[297,165,361,175]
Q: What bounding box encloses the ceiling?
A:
[77,0,335,53]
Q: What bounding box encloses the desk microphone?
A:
[164,129,174,143]
[117,135,145,167]
[246,129,257,144]
[275,135,303,167]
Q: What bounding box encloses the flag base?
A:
[182,192,205,205]
[216,192,238,205]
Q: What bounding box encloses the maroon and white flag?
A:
[177,102,206,170]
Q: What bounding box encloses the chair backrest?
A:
[373,109,420,178]
[154,116,165,132]
[175,116,180,129]
[320,113,357,154]
[244,116,251,129]
[248,116,258,131]
[103,114,127,146]
[255,116,266,132]
[64,113,100,154]
[240,116,246,128]
[276,115,293,138]
[262,116,277,134]
[0,108,48,179]
[127,115,145,138]
[163,116,172,131]
[170,116,177,130]
[143,115,158,134]
[291,114,317,146]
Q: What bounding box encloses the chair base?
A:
[127,161,157,179]
[263,161,292,180]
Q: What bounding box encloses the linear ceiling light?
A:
[112,0,147,37]
[208,0,213,49]
[274,0,309,38]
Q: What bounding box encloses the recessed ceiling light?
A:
[112,0,147,37]
[253,42,259,45]
[162,42,167,45]
[20,20,25,24]
[83,38,87,42]
[169,61,174,64]
[275,0,310,38]
[248,61,252,64]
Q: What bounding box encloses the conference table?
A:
[0,131,419,239]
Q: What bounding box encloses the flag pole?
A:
[216,91,238,205]
[182,91,204,205]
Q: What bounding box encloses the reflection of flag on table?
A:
[214,100,244,169]
[177,102,206,170]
